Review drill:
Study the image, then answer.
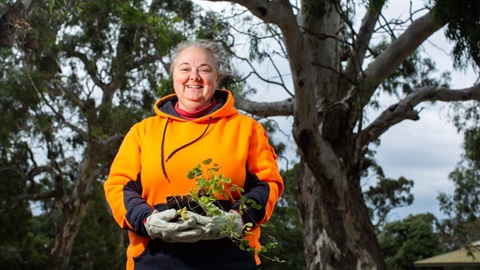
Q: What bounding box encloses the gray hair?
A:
[169,39,231,78]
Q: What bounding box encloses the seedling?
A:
[172,158,284,263]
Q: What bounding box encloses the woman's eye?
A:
[199,68,211,73]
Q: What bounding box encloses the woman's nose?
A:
[189,70,200,81]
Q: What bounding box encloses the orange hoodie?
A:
[104,90,283,270]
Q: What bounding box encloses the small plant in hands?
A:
[173,158,283,262]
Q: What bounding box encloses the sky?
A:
[193,0,478,221]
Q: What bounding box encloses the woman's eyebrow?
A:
[177,62,212,67]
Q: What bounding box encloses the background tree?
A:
[363,152,415,228]
[0,94,41,268]
[377,213,443,270]
[436,126,480,250]
[200,0,480,269]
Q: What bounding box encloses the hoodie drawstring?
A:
[160,117,213,182]
[160,117,170,182]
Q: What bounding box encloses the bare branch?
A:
[96,134,125,149]
[63,121,90,140]
[376,11,399,40]
[266,53,293,96]
[26,165,52,180]
[345,2,382,75]
[221,18,292,97]
[204,0,303,82]
[205,0,294,26]
[227,19,280,40]
[363,11,445,87]
[360,83,480,147]
[261,117,293,142]
[39,85,90,140]
[375,6,430,37]
[22,191,57,201]
[65,49,105,89]
[233,93,293,116]
[235,54,294,96]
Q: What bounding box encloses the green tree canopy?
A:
[437,126,480,250]
[378,213,443,270]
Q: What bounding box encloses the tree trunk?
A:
[297,162,386,270]
[46,144,98,269]
[48,206,90,269]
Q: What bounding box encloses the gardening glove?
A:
[144,209,203,243]
[186,209,243,240]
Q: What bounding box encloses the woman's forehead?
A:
[179,47,215,60]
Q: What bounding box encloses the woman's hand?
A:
[187,209,243,240]
[144,209,203,243]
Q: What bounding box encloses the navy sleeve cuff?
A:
[123,174,153,237]
[232,170,269,225]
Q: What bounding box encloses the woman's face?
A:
[172,47,219,112]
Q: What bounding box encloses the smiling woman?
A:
[172,46,220,112]
[103,39,284,270]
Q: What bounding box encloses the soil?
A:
[166,194,206,216]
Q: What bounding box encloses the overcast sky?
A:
[194,0,478,222]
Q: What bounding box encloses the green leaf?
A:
[246,198,262,210]
[222,175,231,183]
[197,178,207,187]
[187,170,195,179]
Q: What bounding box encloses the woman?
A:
[104,39,284,270]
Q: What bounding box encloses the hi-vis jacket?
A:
[104,90,284,270]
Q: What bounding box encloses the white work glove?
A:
[144,209,203,243]
[186,209,243,240]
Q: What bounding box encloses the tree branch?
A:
[65,49,105,89]
[233,93,293,116]
[40,83,90,140]
[204,0,293,26]
[266,53,293,97]
[360,83,480,147]
[345,2,382,75]
[363,11,445,89]
[235,55,294,97]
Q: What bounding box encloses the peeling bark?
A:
[298,162,385,270]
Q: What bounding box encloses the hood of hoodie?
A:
[154,89,238,121]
